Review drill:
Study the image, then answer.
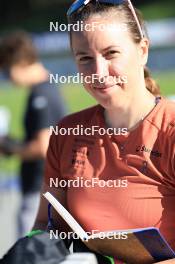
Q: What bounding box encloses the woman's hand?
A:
[33,182,71,233]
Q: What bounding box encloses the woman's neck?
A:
[104,91,156,132]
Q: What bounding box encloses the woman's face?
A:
[71,16,149,109]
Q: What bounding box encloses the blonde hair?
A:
[68,2,160,96]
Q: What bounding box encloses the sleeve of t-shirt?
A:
[162,125,175,180]
[171,130,175,177]
[44,133,61,187]
[167,128,175,178]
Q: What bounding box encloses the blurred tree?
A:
[0,0,31,26]
[0,0,70,32]
[0,0,175,32]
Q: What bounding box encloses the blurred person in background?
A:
[0,31,66,238]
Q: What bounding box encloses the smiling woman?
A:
[67,1,162,131]
[33,1,175,264]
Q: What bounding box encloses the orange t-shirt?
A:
[45,97,175,251]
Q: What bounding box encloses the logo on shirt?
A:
[71,138,90,171]
[136,145,162,158]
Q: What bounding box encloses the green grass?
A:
[1,1,175,33]
[140,1,175,20]
[153,71,175,95]
[0,71,175,174]
[0,83,28,174]
[62,83,96,113]
[0,82,28,138]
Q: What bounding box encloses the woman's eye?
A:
[78,56,93,63]
[105,50,120,57]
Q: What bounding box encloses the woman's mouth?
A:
[94,84,121,93]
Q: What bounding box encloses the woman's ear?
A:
[139,38,149,66]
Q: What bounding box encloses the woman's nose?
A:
[93,57,109,81]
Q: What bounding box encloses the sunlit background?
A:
[0,0,175,258]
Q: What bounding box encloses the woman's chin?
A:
[85,84,125,108]
[96,95,121,109]
[94,85,123,103]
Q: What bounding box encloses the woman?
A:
[34,1,175,263]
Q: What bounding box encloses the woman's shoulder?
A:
[149,97,175,129]
[162,97,175,122]
[160,97,175,136]
[163,97,175,110]
[57,104,101,127]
